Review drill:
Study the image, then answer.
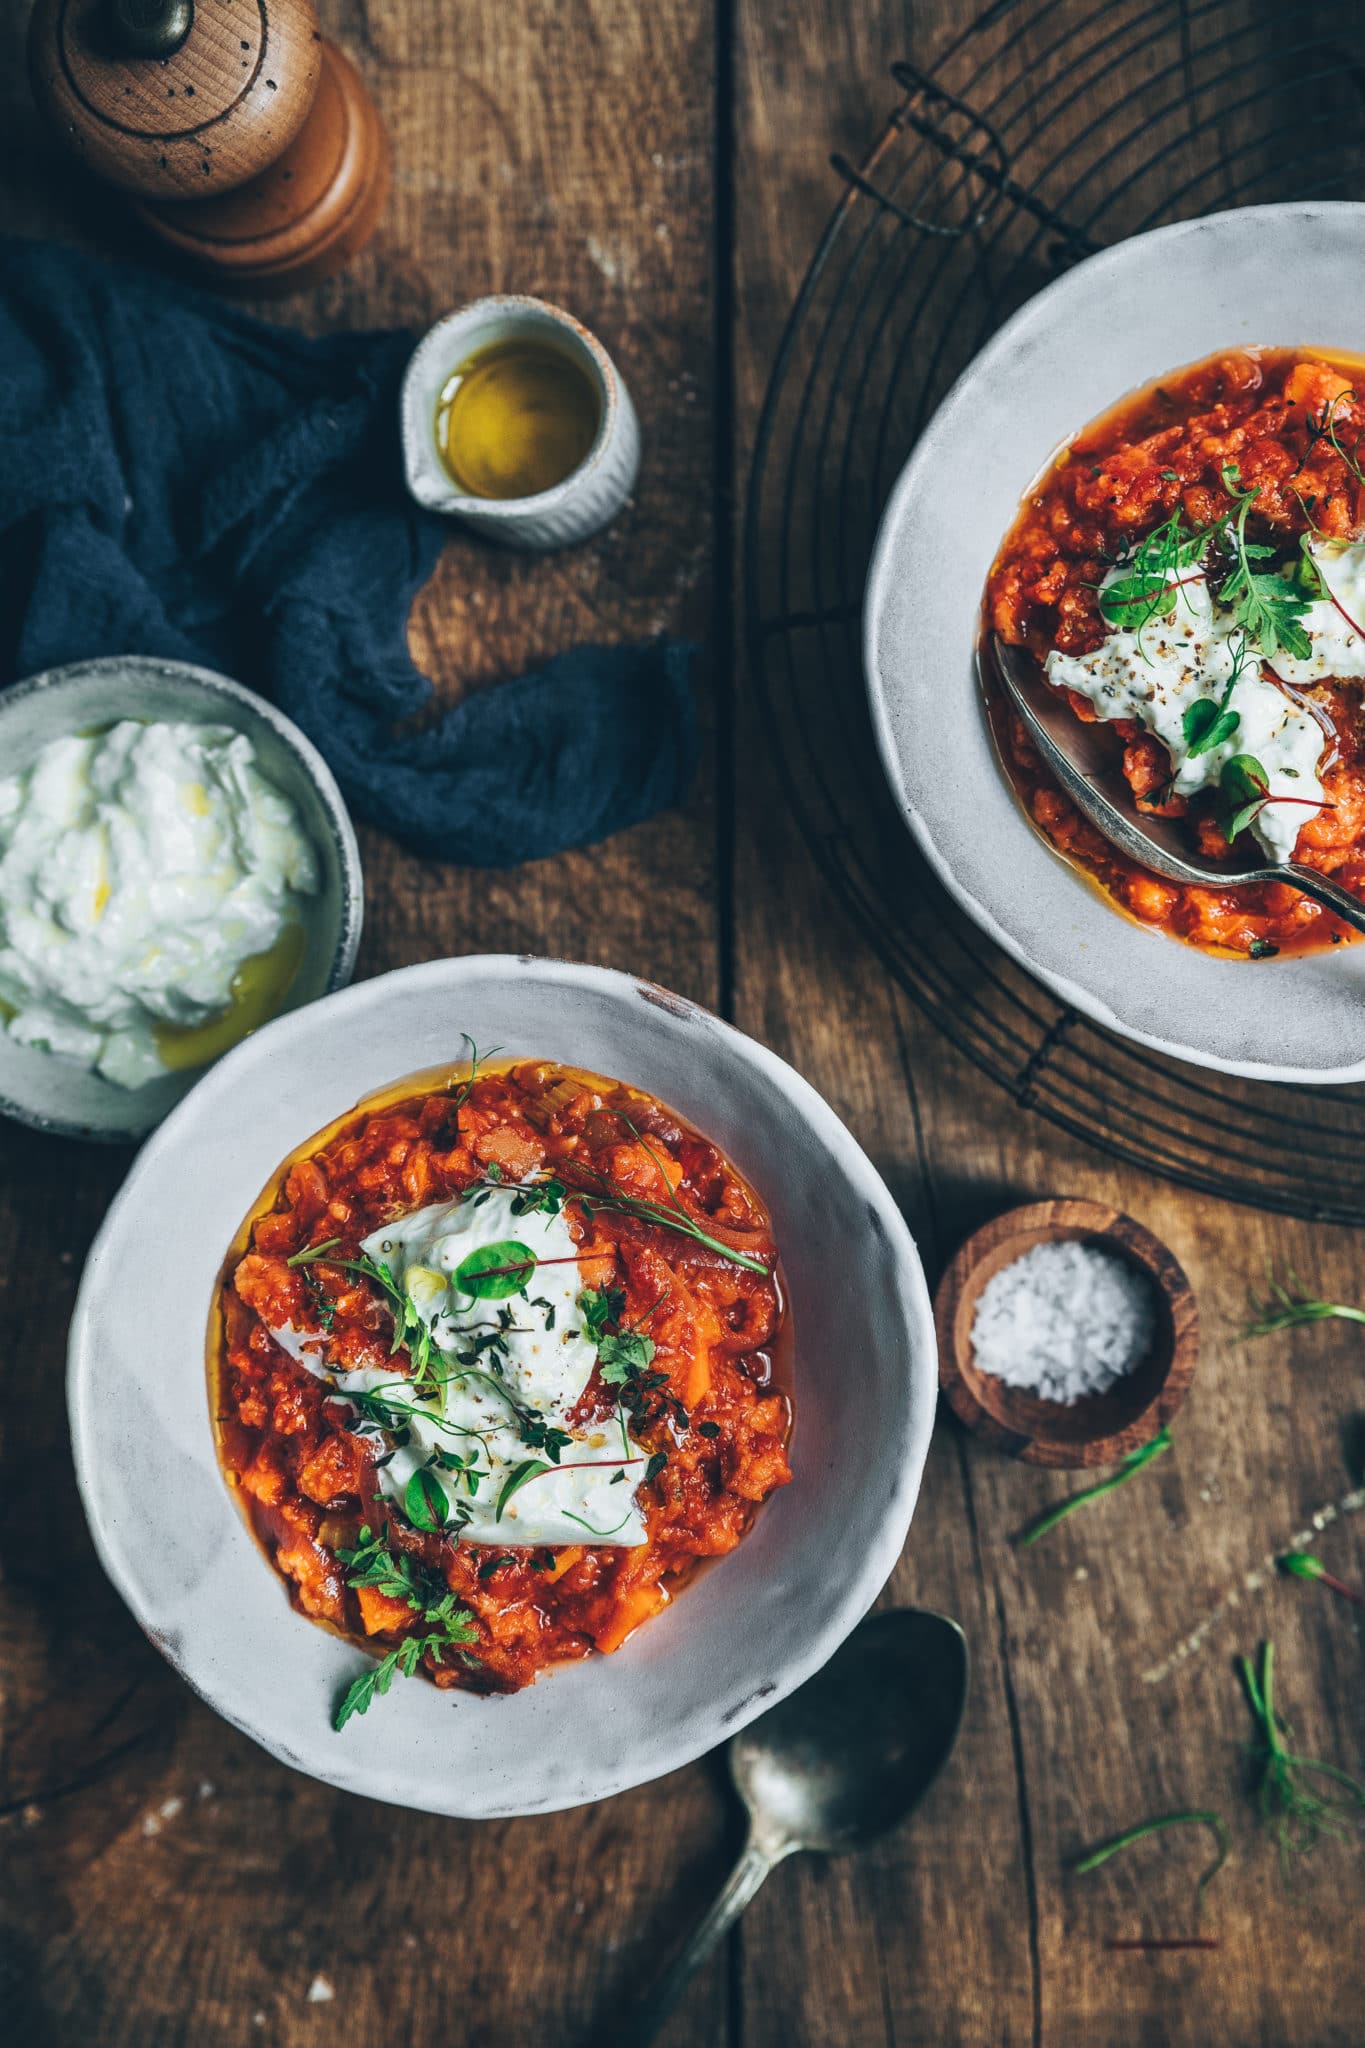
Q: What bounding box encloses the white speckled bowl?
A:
[865,201,1365,1083]
[68,956,937,1819]
[400,296,641,549]
[0,656,363,1142]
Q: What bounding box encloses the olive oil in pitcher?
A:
[434,338,601,500]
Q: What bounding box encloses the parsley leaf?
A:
[597,1328,657,1385]
[1216,464,1316,662]
[331,1527,478,1730]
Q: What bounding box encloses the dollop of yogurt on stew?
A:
[1044,550,1365,865]
[276,1188,650,1548]
[0,720,318,1089]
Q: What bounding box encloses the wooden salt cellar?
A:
[28,0,390,293]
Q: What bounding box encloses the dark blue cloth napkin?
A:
[0,240,697,864]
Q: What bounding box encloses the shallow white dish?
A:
[68,955,937,1819]
[0,656,363,1141]
[865,200,1365,1084]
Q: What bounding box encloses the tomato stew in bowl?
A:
[985,348,1365,959]
[214,1055,792,1723]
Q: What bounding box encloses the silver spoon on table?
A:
[989,635,1365,937]
[621,1607,969,2045]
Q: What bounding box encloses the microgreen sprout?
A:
[1239,1268,1365,1339]
[1238,1639,1365,1881]
[1278,1550,1365,1611]
[1070,1809,1229,1928]
[1014,1427,1173,1548]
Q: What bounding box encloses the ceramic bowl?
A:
[67,956,938,1819]
[864,200,1365,1083]
[933,1199,1197,1470]
[400,296,641,549]
[0,655,363,1142]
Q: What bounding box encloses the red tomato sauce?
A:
[984,348,1365,957]
[213,1060,792,1698]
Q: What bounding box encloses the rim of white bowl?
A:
[67,954,938,1817]
[0,655,364,1141]
[865,199,1365,1086]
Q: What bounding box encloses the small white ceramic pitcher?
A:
[400,295,641,550]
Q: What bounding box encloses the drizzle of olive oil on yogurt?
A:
[434,338,600,499]
[154,922,307,1073]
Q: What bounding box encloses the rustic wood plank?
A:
[732,2,1364,2045]
[0,4,735,2046]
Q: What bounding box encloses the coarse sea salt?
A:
[971,1239,1155,1405]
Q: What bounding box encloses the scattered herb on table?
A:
[1239,1268,1365,1339]
[1070,1808,1229,1926]
[1278,1550,1365,1611]
[1014,1426,1173,1548]
[1238,1639,1365,1880]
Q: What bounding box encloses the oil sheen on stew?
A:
[213,1057,792,1716]
[984,347,1365,958]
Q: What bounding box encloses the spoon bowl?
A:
[988,635,1365,937]
[732,1607,969,1856]
[625,1607,968,2042]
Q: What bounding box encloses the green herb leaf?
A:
[1070,1809,1229,1923]
[403,1467,450,1532]
[1182,695,1240,758]
[1216,464,1318,661]
[1238,1639,1365,1880]
[597,1329,658,1385]
[494,1457,552,1520]
[1015,1427,1173,1548]
[1239,1266,1365,1338]
[644,1450,667,1484]
[477,1553,517,1579]
[452,1239,537,1300]
[579,1284,627,1341]
[1097,511,1209,642]
[1218,752,1271,844]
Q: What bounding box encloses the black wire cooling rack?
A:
[745,0,1365,1227]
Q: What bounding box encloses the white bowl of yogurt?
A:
[0,656,362,1141]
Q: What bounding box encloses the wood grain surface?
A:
[1,2,1362,2044]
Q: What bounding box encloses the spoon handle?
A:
[620,1832,777,2045]
[1279,863,1365,940]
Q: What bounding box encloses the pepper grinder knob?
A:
[106,0,194,60]
[28,0,390,294]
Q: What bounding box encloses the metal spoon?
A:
[989,635,1365,937]
[622,1608,969,2045]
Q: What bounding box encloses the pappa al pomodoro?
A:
[213,1053,792,1728]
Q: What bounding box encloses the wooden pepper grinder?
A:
[29,0,390,293]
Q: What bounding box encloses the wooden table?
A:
[1,4,1361,2043]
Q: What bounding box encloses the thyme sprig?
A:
[1238,1640,1365,1880]
[1070,1809,1229,1925]
[332,1525,478,1730]
[1239,1268,1365,1339]
[285,1238,441,1393]
[1014,1427,1173,1548]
